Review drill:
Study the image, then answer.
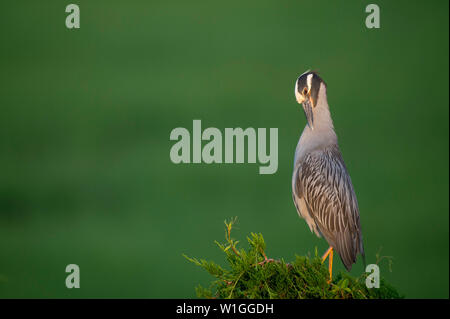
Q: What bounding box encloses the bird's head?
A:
[294,71,326,130]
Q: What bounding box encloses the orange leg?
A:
[321,246,334,283]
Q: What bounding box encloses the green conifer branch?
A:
[184,218,403,299]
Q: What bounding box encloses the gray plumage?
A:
[292,71,364,271]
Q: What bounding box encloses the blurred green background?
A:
[0,0,448,298]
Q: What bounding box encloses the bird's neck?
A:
[296,87,338,161]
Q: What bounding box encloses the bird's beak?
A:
[295,89,314,130]
[302,99,314,130]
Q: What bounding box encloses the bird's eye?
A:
[302,88,308,95]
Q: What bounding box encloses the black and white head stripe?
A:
[295,71,325,107]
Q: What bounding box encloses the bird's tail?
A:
[360,240,366,269]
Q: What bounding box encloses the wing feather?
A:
[293,145,364,271]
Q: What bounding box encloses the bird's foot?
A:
[257,257,275,266]
[257,249,275,266]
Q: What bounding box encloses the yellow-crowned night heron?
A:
[292,71,365,281]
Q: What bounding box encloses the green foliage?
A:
[184,218,403,299]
